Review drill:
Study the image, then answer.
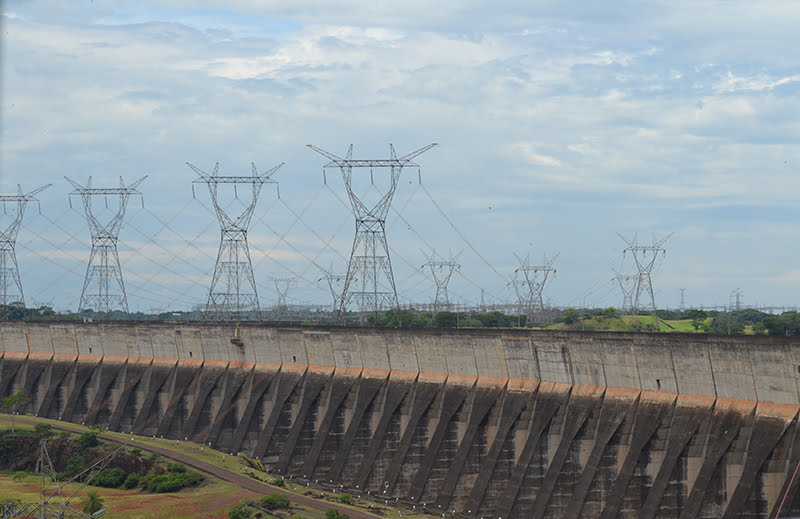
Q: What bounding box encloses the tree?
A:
[81,490,104,515]
[763,312,800,336]
[561,308,579,325]
[1,391,31,433]
[433,311,458,328]
[687,310,708,332]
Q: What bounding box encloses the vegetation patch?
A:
[260,492,291,509]
[147,471,203,493]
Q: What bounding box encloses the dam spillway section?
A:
[2,322,800,518]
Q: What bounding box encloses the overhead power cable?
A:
[419,182,506,283]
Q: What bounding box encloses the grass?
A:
[547,315,720,333]
[0,472,259,519]
[0,414,440,519]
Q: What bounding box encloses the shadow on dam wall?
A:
[3,322,800,517]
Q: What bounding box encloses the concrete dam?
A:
[2,323,800,518]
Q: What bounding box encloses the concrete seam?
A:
[669,340,679,394]
[707,341,718,399]
[747,341,758,403]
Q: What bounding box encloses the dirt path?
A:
[13,417,381,519]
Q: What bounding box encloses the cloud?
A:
[714,72,800,94]
[513,143,565,169]
[3,1,800,310]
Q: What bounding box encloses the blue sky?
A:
[2,1,800,313]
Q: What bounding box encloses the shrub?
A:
[259,493,290,509]
[325,510,349,519]
[147,471,202,493]
[92,467,126,488]
[228,506,249,519]
[78,432,98,448]
[337,493,352,504]
[167,462,186,473]
[34,424,52,436]
[139,469,158,489]
[63,456,85,478]
[122,472,141,489]
[270,477,286,488]
[12,471,28,482]
[129,447,142,457]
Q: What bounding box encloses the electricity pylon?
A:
[269,276,295,319]
[318,267,346,315]
[0,183,51,306]
[619,232,673,329]
[67,176,146,314]
[613,270,638,313]
[730,288,743,312]
[510,252,557,326]
[308,143,437,324]
[189,161,283,321]
[0,439,108,518]
[421,249,461,312]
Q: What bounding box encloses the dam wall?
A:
[2,322,800,518]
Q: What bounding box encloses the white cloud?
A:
[513,143,565,169]
[715,72,800,93]
[3,1,800,310]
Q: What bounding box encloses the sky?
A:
[2,0,800,314]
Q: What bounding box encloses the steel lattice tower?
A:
[67,176,146,314]
[319,267,346,315]
[189,161,283,321]
[421,249,461,312]
[269,276,295,318]
[308,143,437,323]
[619,232,673,327]
[613,270,638,313]
[510,252,557,326]
[0,184,51,306]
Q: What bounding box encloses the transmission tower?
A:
[0,440,102,518]
[612,270,638,313]
[308,143,437,323]
[269,276,295,319]
[510,252,558,326]
[189,161,283,321]
[421,249,461,312]
[318,267,346,314]
[618,232,673,328]
[0,183,51,306]
[67,176,146,315]
[730,288,743,312]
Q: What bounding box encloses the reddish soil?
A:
[14,417,380,519]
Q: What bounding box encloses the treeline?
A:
[661,308,800,335]
[0,303,201,322]
[7,301,800,335]
[558,306,800,336]
[0,303,60,321]
[365,309,529,328]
